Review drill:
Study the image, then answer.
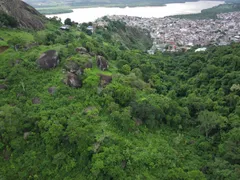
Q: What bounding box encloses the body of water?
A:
[47,1,225,23]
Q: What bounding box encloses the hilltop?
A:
[0,0,45,29]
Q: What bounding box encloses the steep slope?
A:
[0,0,46,29]
[0,19,240,179]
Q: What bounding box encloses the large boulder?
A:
[84,60,93,69]
[89,52,96,57]
[99,74,112,87]
[97,56,108,71]
[36,50,59,69]
[76,47,88,54]
[64,73,82,88]
[65,60,83,75]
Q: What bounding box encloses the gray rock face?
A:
[65,61,83,75]
[84,61,93,69]
[48,87,57,95]
[37,50,59,69]
[99,74,112,87]
[76,47,88,54]
[32,97,41,104]
[65,73,82,88]
[23,132,30,140]
[97,56,108,71]
[0,0,46,30]
[89,52,96,57]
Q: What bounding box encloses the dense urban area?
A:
[101,11,240,52]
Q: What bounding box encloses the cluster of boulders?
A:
[36,47,112,90]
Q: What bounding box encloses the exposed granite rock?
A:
[76,47,88,54]
[89,52,96,57]
[64,73,82,88]
[48,87,57,95]
[99,74,112,87]
[84,61,93,69]
[32,97,41,104]
[65,60,83,75]
[97,56,108,71]
[23,132,30,140]
[0,0,46,30]
[36,50,59,69]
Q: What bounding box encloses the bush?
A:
[64,18,72,26]
[0,13,18,27]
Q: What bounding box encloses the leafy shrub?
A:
[0,12,18,27]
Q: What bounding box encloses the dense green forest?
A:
[0,18,240,179]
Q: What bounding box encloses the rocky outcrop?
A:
[23,132,30,140]
[76,47,88,54]
[99,74,112,87]
[48,87,57,95]
[32,97,41,104]
[0,0,46,30]
[84,61,93,69]
[65,61,83,75]
[97,56,108,71]
[64,73,82,88]
[36,50,59,69]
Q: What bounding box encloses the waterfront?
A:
[47,1,224,23]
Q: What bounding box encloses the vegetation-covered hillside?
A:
[173,3,240,20]
[0,18,240,179]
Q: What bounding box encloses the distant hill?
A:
[24,0,201,8]
[23,0,212,15]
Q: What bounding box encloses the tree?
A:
[219,128,240,164]
[64,18,72,26]
[120,64,131,75]
[0,12,18,27]
[197,111,222,138]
